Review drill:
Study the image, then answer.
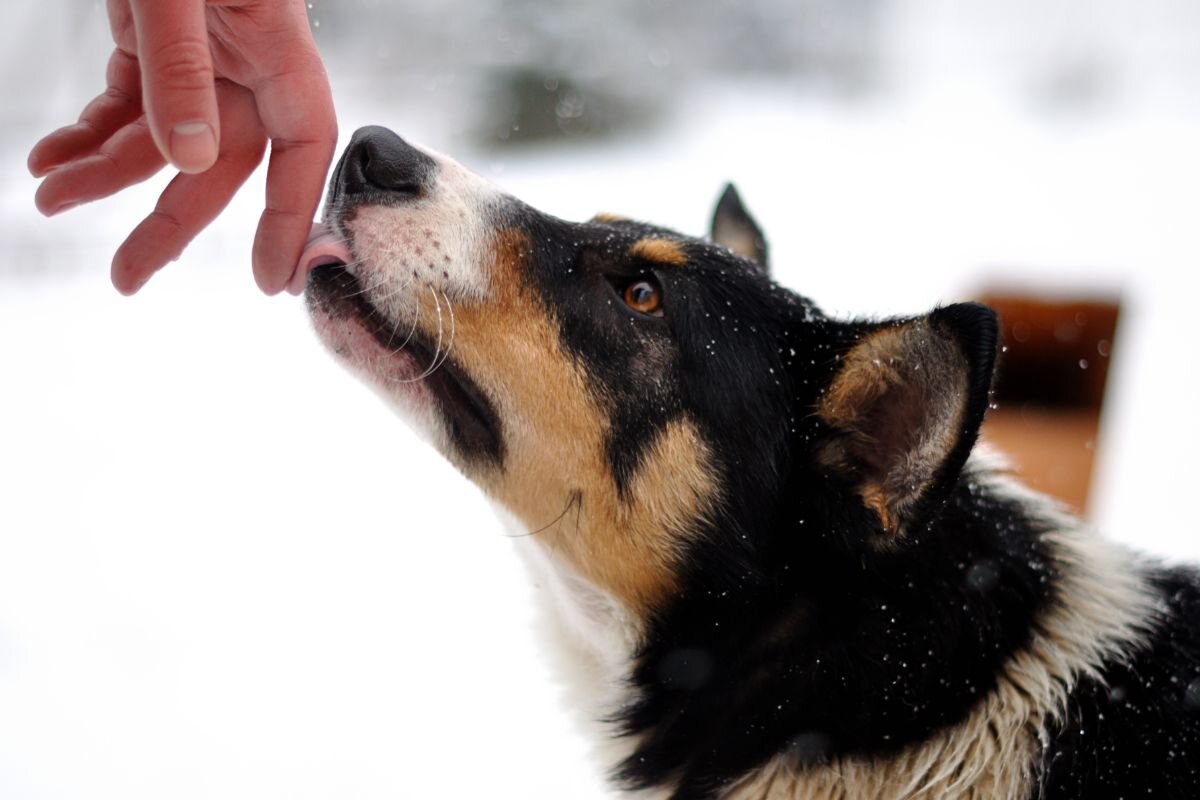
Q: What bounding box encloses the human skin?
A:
[28,0,338,296]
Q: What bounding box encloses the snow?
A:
[3,2,1200,798]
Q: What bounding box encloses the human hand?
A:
[28,0,337,295]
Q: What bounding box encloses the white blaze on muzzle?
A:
[292,134,503,308]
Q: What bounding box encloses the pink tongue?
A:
[288,222,354,296]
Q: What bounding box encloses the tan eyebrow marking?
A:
[591,212,626,223]
[629,237,687,267]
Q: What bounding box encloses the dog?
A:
[297,126,1200,799]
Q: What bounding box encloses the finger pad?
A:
[252,214,309,295]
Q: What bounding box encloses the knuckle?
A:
[75,116,102,136]
[147,208,185,235]
[102,85,137,107]
[106,48,140,85]
[147,38,214,91]
[95,148,122,173]
[262,207,307,224]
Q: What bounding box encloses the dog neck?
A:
[497,458,1155,800]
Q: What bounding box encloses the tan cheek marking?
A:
[630,237,688,267]
[431,230,717,615]
[591,212,626,224]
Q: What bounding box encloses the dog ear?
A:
[710,183,768,271]
[816,303,999,537]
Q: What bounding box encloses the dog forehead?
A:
[512,209,689,255]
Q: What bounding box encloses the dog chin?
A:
[308,289,448,450]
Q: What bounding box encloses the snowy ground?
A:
[3,6,1200,799]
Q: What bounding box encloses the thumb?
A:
[129,0,220,174]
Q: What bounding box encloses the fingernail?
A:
[170,122,217,173]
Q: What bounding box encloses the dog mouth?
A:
[304,250,505,466]
[289,222,355,295]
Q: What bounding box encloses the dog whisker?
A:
[391,286,446,384]
[415,286,447,380]
[383,293,421,354]
[425,290,457,376]
[344,267,393,300]
[366,270,419,305]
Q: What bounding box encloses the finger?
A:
[249,48,338,294]
[28,49,143,178]
[113,86,266,294]
[35,117,165,215]
[129,0,220,174]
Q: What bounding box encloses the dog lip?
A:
[306,264,505,466]
[291,222,353,296]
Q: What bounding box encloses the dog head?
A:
[301,127,999,624]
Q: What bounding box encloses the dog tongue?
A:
[288,222,353,295]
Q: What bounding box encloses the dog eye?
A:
[622,278,664,317]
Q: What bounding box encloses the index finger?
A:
[249,48,338,295]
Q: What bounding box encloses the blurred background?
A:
[2,1,1199,798]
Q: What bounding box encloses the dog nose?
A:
[336,126,437,199]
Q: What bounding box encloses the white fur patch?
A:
[338,144,503,316]
[497,506,648,780]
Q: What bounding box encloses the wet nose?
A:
[335,126,437,199]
